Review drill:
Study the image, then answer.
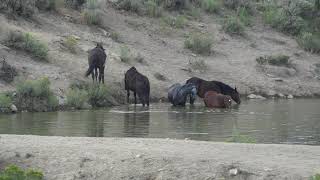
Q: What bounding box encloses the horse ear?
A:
[235,86,237,91]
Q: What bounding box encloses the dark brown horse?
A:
[204,91,232,108]
[186,77,241,104]
[85,43,107,83]
[125,67,150,107]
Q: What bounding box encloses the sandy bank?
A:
[0,135,319,180]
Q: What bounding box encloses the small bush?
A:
[226,128,256,143]
[224,0,254,14]
[0,59,18,83]
[256,55,291,67]
[238,6,251,26]
[0,0,36,17]
[201,0,222,14]
[88,84,112,107]
[222,16,245,36]
[310,174,320,180]
[186,6,201,19]
[82,0,102,25]
[0,165,43,180]
[116,0,144,15]
[62,36,78,53]
[67,88,88,109]
[120,46,131,63]
[146,0,163,17]
[110,31,121,42]
[6,31,49,60]
[16,77,58,111]
[188,58,208,72]
[0,94,12,108]
[69,80,90,90]
[297,32,320,53]
[184,33,213,55]
[161,15,187,28]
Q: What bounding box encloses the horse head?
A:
[96,42,105,51]
[230,86,241,104]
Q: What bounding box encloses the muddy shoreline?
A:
[0,135,319,180]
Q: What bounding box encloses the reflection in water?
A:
[0,99,320,145]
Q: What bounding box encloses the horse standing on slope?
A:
[186,77,241,104]
[125,67,150,107]
[85,43,107,84]
[168,83,197,106]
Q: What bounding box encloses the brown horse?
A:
[85,43,107,83]
[125,67,150,107]
[204,91,232,108]
[186,77,241,104]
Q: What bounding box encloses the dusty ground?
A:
[0,1,320,101]
[0,135,320,180]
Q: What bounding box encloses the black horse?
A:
[85,43,107,84]
[125,67,150,107]
[186,77,241,104]
[168,83,197,106]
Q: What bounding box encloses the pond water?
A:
[0,99,320,145]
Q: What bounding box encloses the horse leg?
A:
[101,66,105,84]
[91,70,95,82]
[98,67,102,84]
[94,68,98,82]
[134,92,137,105]
[127,90,130,104]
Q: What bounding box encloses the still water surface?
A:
[0,99,319,145]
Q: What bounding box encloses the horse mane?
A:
[212,81,236,94]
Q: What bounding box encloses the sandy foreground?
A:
[0,135,320,180]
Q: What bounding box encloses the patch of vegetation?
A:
[119,46,131,63]
[62,36,78,53]
[82,0,102,25]
[224,0,254,14]
[185,6,201,19]
[237,6,251,26]
[69,80,90,90]
[16,77,58,111]
[154,72,167,81]
[116,0,145,15]
[66,88,88,109]
[161,15,187,28]
[188,58,208,73]
[310,174,320,180]
[145,0,163,17]
[0,0,37,17]
[297,32,320,53]
[0,165,43,180]
[110,31,121,42]
[256,55,291,67]
[222,16,245,36]
[87,84,112,107]
[6,31,49,60]
[0,93,12,108]
[0,59,18,83]
[226,128,256,143]
[201,0,222,14]
[184,33,213,55]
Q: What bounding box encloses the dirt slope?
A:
[0,1,320,100]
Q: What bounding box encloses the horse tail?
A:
[85,64,95,77]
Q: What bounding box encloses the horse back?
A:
[88,47,107,67]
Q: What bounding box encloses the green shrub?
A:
[161,15,187,28]
[110,31,121,42]
[310,174,320,180]
[186,6,201,19]
[146,0,162,17]
[297,32,320,53]
[0,165,43,180]
[224,0,254,14]
[201,0,222,14]
[256,55,291,67]
[7,32,49,60]
[116,0,144,15]
[226,128,256,143]
[0,94,12,108]
[82,0,102,25]
[67,88,88,109]
[188,58,208,72]
[154,72,167,81]
[0,0,36,17]
[184,33,213,55]
[222,16,245,35]
[63,36,78,53]
[238,6,251,26]
[88,84,112,107]
[120,46,131,63]
[16,77,58,111]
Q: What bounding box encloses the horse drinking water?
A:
[186,77,241,104]
[168,83,197,106]
[85,43,107,84]
[125,67,150,107]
